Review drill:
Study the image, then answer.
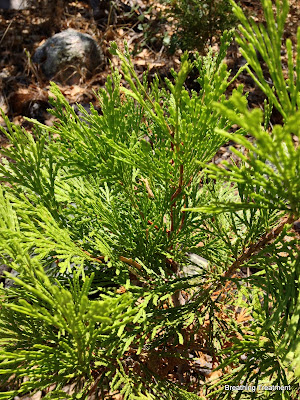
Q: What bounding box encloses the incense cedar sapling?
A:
[164,0,238,53]
[0,0,299,399]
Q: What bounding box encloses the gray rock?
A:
[33,29,104,84]
[0,264,19,288]
[179,253,209,278]
[0,0,28,9]
[188,253,209,268]
[0,264,11,286]
[293,220,300,232]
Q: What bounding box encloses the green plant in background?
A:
[164,0,238,53]
[0,0,299,399]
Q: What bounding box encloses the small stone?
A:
[188,253,209,268]
[0,0,28,10]
[33,29,104,85]
[293,221,300,232]
[31,391,42,400]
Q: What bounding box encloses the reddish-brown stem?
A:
[82,249,142,271]
[170,163,184,234]
[197,214,298,304]
[88,373,102,398]
[223,214,296,279]
[179,164,184,187]
[170,206,174,233]
[119,256,142,270]
[178,196,186,233]
[82,250,105,263]
[171,186,182,202]
[147,219,170,234]
[166,257,179,271]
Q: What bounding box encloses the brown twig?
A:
[170,215,296,307]
[82,250,105,263]
[178,196,186,233]
[88,373,102,398]
[223,214,296,279]
[170,164,184,234]
[140,177,154,199]
[119,256,142,270]
[82,249,142,270]
[147,219,170,234]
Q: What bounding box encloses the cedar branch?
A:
[224,214,296,279]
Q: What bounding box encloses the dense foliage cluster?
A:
[164,0,237,52]
[0,0,299,399]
